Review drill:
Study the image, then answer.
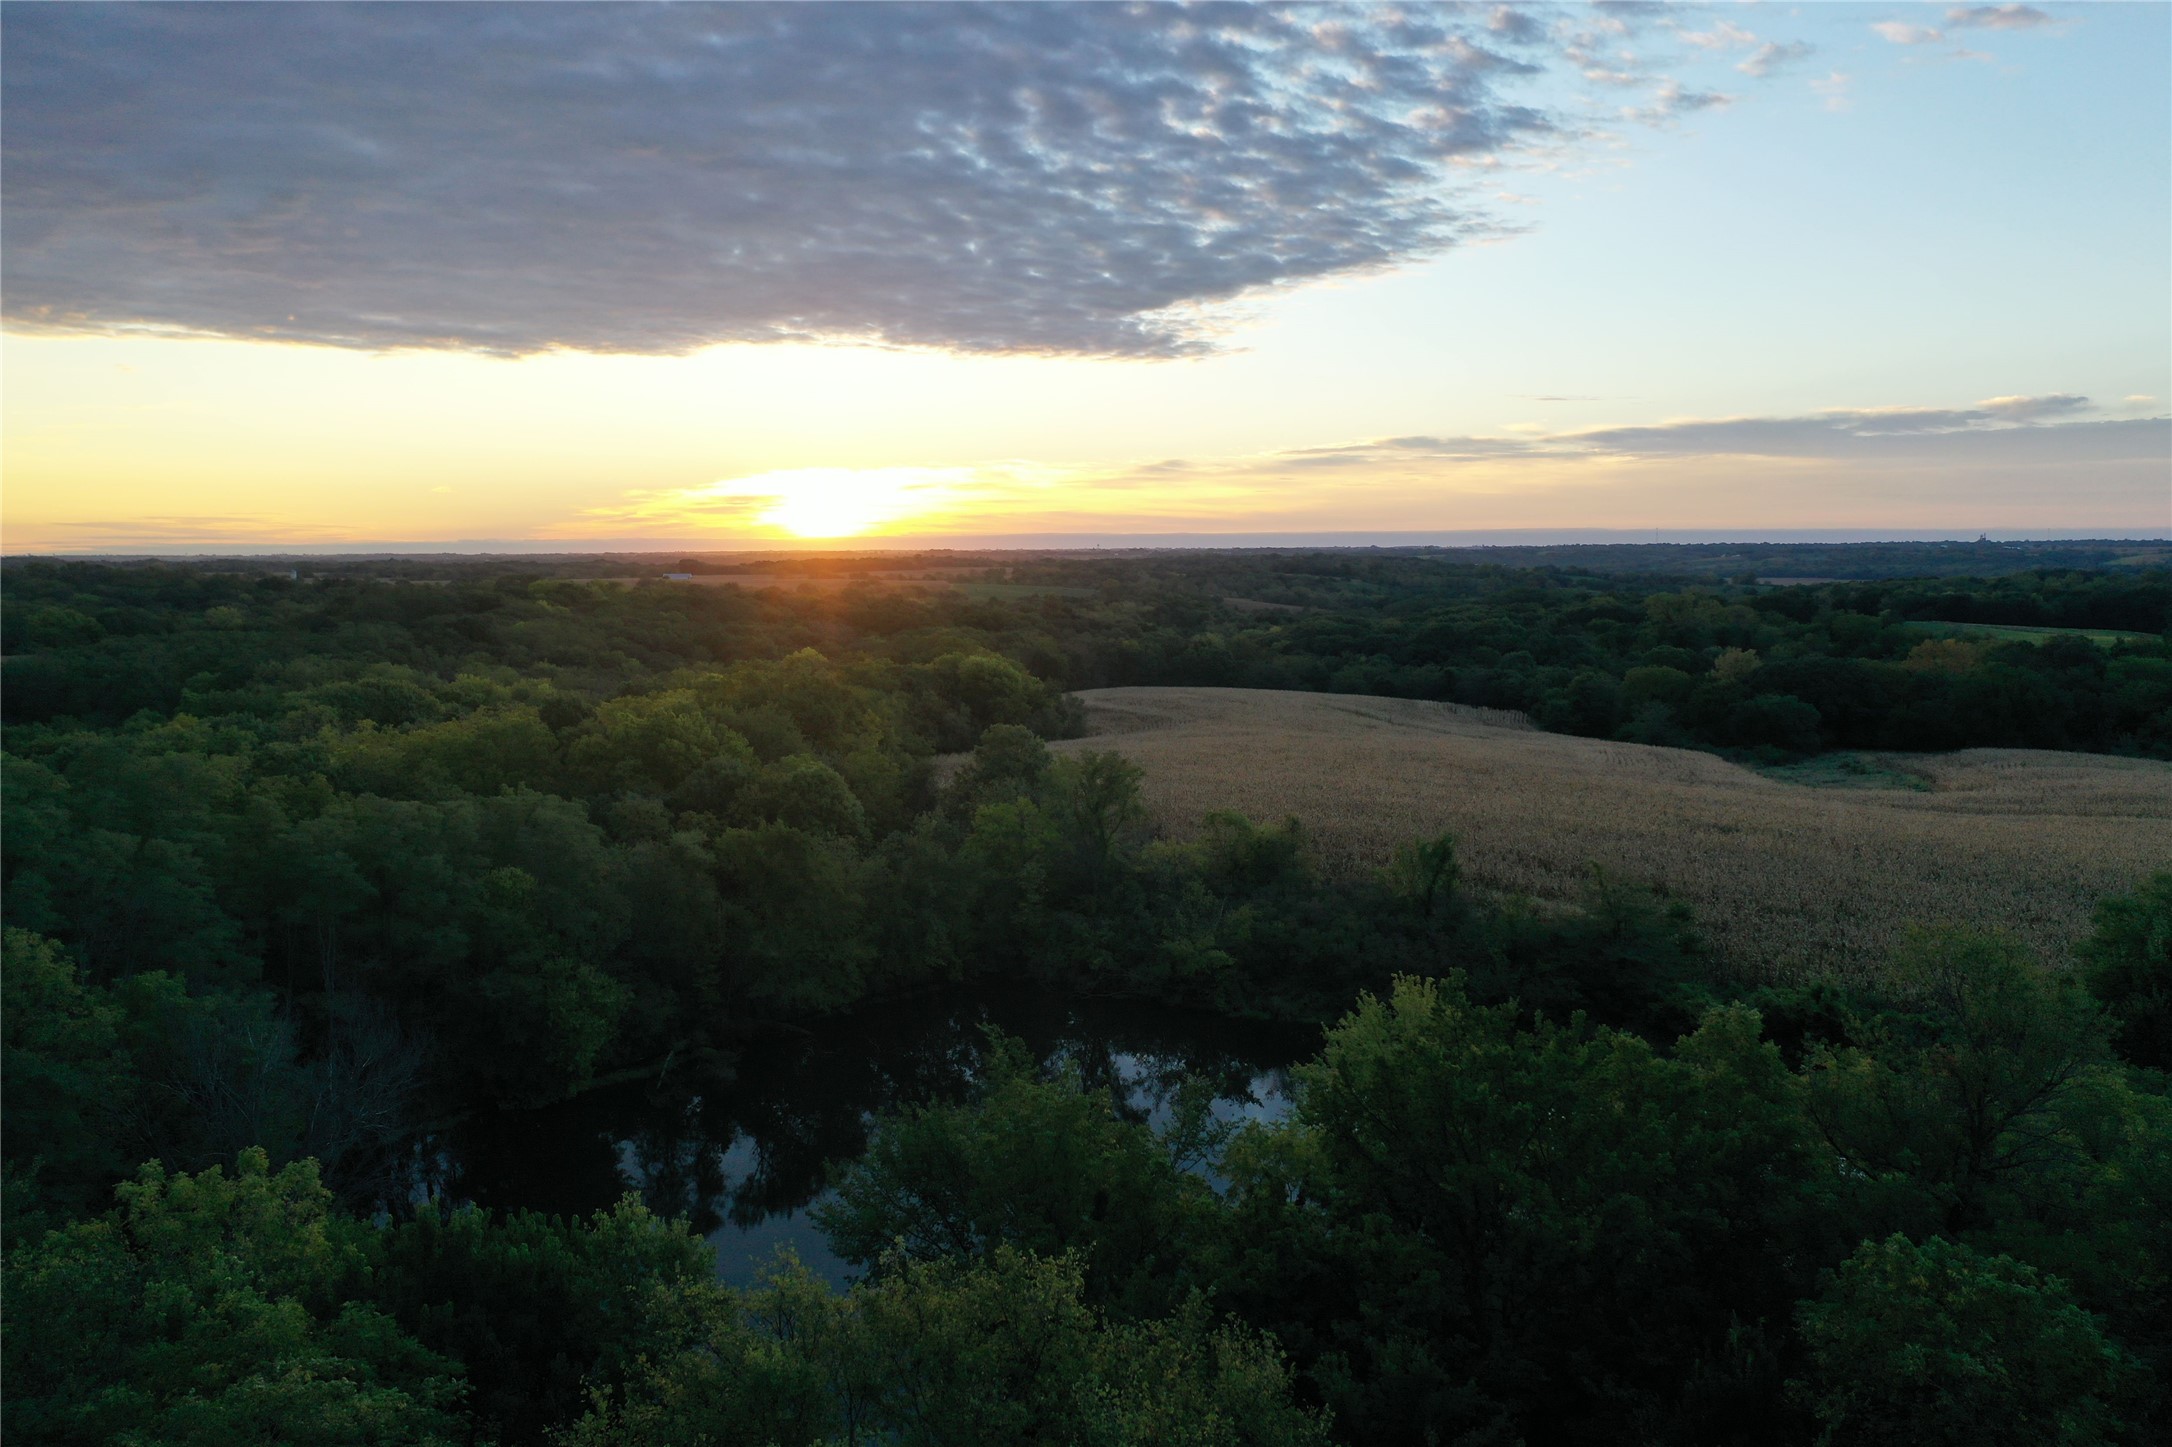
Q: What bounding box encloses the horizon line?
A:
[10,527,2172,559]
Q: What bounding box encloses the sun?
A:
[752,467,946,538]
[565,462,1034,542]
[626,465,967,539]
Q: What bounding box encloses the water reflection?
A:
[405,986,1315,1285]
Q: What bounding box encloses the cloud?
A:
[1680,19,1759,51]
[1811,71,1855,111]
[1974,393,2090,420]
[1873,21,1948,45]
[1487,6,1550,46]
[1250,394,2163,467]
[1628,79,1734,123]
[1739,41,1815,78]
[1279,435,1548,467]
[1874,5,2058,53]
[1561,396,2157,460]
[1155,394,2153,477]
[971,394,2170,534]
[1665,15,1811,79]
[21,516,361,548]
[1945,5,2054,30]
[1,2,1763,361]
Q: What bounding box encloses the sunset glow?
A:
[618,467,980,541]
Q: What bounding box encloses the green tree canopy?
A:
[3,1150,467,1447]
[1796,1234,2136,1447]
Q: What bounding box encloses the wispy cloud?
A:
[1874,21,1948,46]
[1945,5,2055,31]
[1973,393,2091,421]
[1677,19,1752,51]
[1874,4,2061,51]
[18,516,362,548]
[1670,12,1816,81]
[1811,71,1855,112]
[1739,41,1815,78]
[1627,79,1734,123]
[1095,396,2168,530]
[1273,395,2156,464]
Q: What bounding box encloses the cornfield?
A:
[1051,687,2172,984]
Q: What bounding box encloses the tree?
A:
[1467,871,1708,1037]
[561,1248,1328,1447]
[1795,1234,2135,1447]
[2,1150,467,1447]
[1379,830,1459,919]
[1270,976,1829,1442]
[1803,929,2120,1237]
[711,821,870,1013]
[943,722,1052,822]
[1044,750,1149,904]
[0,929,135,1221]
[1728,692,1823,754]
[734,754,869,839]
[359,1195,713,1445]
[567,689,756,794]
[2079,871,2172,1071]
[817,1033,1212,1318]
[922,651,1057,750]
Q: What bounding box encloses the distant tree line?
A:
[8,554,2169,759]
[998,554,2171,757]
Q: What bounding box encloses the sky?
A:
[3,1,2167,552]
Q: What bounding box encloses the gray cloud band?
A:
[2,2,1740,358]
[1273,402,2169,468]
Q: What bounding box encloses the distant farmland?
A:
[1053,687,2172,984]
[1897,619,2161,646]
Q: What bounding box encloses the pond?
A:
[403,985,1318,1286]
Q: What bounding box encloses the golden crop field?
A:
[1051,687,2172,984]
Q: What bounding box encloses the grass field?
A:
[615,574,1097,600]
[1052,687,2172,984]
[953,582,1099,600]
[1899,619,2160,646]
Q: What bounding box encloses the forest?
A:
[4,549,2169,1445]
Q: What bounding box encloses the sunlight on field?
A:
[1056,687,2172,984]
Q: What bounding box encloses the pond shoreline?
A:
[388,981,1318,1283]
